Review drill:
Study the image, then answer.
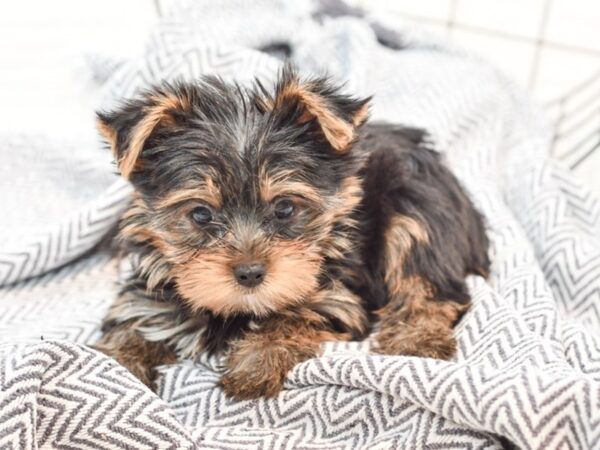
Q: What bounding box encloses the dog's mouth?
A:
[221,291,292,318]
[174,258,321,318]
[165,235,324,318]
[176,281,309,318]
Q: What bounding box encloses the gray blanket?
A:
[2,1,600,448]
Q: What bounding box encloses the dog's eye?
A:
[190,205,213,224]
[274,198,295,219]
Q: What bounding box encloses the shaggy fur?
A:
[94,66,490,399]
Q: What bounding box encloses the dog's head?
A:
[98,66,369,317]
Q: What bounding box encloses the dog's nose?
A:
[233,262,266,288]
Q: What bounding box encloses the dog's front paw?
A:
[218,346,290,400]
[219,364,286,400]
[218,337,315,400]
[374,324,457,360]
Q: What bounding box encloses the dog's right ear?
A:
[97,83,193,179]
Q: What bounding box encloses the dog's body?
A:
[95,68,490,399]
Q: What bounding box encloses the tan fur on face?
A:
[321,176,363,224]
[156,179,222,209]
[259,170,324,205]
[98,92,190,179]
[174,240,322,317]
[259,172,363,263]
[316,176,364,260]
[120,195,168,257]
[119,194,184,290]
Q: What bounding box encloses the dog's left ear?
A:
[271,67,370,154]
[97,83,193,179]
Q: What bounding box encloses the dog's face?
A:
[98,67,369,317]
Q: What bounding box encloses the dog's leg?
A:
[373,276,468,359]
[373,213,469,359]
[219,286,360,400]
[94,324,177,390]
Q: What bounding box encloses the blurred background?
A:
[0,0,598,188]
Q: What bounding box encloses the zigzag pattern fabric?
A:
[1,1,599,448]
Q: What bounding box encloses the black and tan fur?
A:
[94,66,490,399]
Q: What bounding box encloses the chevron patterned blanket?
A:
[2,1,600,448]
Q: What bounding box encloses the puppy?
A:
[94,66,490,400]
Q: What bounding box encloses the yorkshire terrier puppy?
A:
[94,66,490,400]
